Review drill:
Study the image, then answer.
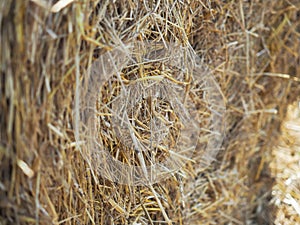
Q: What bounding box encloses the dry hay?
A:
[0,0,300,225]
[75,40,225,188]
[271,101,300,225]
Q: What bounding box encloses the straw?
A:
[1,0,299,224]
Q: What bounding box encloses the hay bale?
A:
[0,0,299,224]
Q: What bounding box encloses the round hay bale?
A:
[0,0,299,224]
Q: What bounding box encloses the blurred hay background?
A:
[0,0,299,224]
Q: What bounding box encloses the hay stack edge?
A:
[0,0,299,224]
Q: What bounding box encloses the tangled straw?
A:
[74,41,225,186]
